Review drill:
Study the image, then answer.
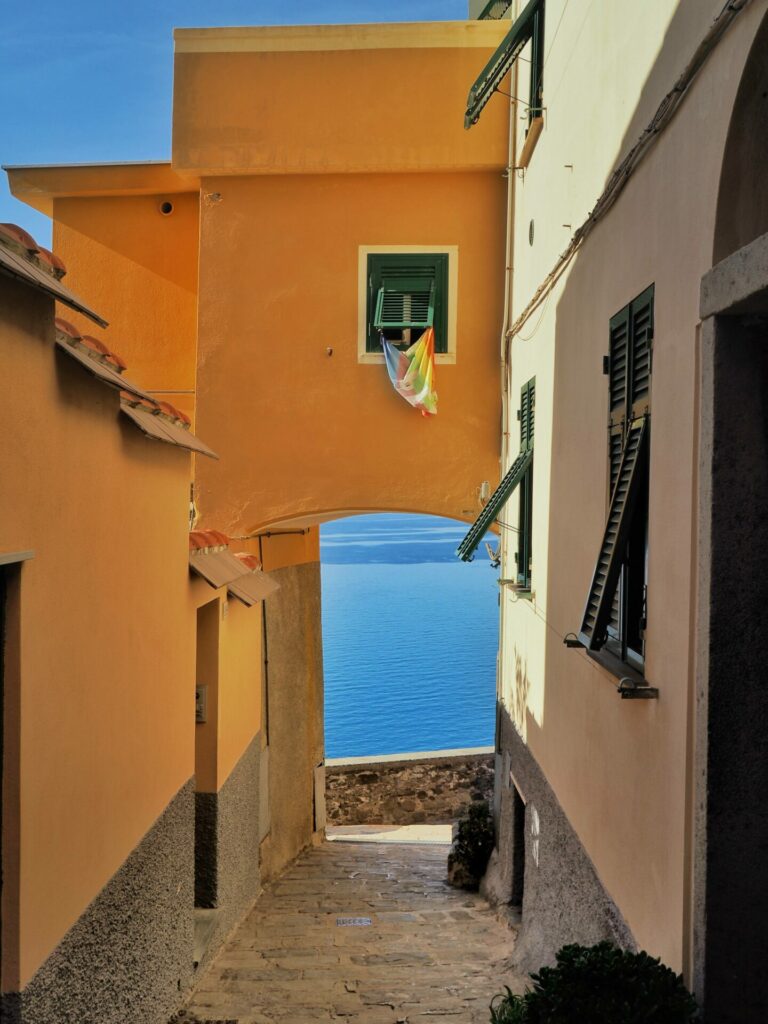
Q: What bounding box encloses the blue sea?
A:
[320,514,499,758]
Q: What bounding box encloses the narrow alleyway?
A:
[176,839,520,1024]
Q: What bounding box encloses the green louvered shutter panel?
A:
[457,448,533,562]
[458,378,535,563]
[607,308,629,640]
[607,427,624,639]
[579,417,649,650]
[520,378,535,451]
[516,378,535,587]
[367,254,448,354]
[605,287,653,643]
[374,278,435,331]
[465,0,541,128]
[629,285,654,418]
[476,0,513,19]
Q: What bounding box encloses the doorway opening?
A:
[511,786,526,908]
[194,599,219,910]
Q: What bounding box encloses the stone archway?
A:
[712,10,768,263]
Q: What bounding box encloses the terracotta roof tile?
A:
[36,246,67,279]
[234,553,262,572]
[189,530,210,551]
[54,317,82,340]
[80,334,110,356]
[0,223,39,252]
[189,529,229,551]
[120,397,218,459]
[0,224,106,326]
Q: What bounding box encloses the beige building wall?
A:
[496,0,767,970]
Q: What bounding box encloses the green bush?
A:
[452,800,495,880]
[490,942,699,1024]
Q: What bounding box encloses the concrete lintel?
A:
[0,551,34,566]
[700,231,768,319]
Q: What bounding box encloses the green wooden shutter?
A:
[520,378,535,451]
[374,278,435,331]
[366,254,448,354]
[605,286,653,645]
[458,377,535,563]
[465,0,541,128]
[476,0,513,20]
[516,379,535,586]
[456,448,533,562]
[579,417,649,650]
[629,285,654,417]
[607,309,629,640]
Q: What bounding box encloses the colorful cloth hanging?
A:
[380,326,438,417]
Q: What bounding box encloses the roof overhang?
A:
[4,162,199,217]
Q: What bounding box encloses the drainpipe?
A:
[495,7,520,754]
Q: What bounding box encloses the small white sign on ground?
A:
[336,916,372,927]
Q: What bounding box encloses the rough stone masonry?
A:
[325,750,494,825]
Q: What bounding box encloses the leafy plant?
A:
[490,987,527,1024]
[490,942,699,1024]
[451,800,495,880]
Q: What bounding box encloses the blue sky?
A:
[2,0,467,246]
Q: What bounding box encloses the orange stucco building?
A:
[3,19,509,1024]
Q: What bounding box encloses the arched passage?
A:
[320,511,498,758]
[695,12,768,1020]
[713,10,768,263]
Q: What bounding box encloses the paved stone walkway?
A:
[177,840,519,1023]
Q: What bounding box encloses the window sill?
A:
[359,351,456,366]
[585,647,648,688]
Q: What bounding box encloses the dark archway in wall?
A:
[713,10,768,263]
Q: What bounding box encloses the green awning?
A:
[465,0,540,129]
[456,447,533,562]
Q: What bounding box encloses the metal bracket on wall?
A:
[617,677,659,700]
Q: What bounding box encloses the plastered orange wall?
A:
[0,277,195,988]
[52,193,199,421]
[172,28,509,176]
[191,579,264,793]
[194,170,505,536]
[217,597,262,783]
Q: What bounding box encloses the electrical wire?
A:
[501,583,623,686]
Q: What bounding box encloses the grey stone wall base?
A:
[492,706,635,974]
[1,778,195,1024]
[326,753,494,825]
[194,792,217,908]
[193,731,262,974]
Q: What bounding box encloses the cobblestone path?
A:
[178,840,519,1024]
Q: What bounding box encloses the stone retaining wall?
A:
[325,749,494,825]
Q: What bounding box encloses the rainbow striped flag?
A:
[381,326,438,417]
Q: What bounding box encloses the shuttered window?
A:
[578,417,649,651]
[578,287,653,661]
[457,378,535,566]
[366,254,448,354]
[465,0,544,129]
[516,379,535,588]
